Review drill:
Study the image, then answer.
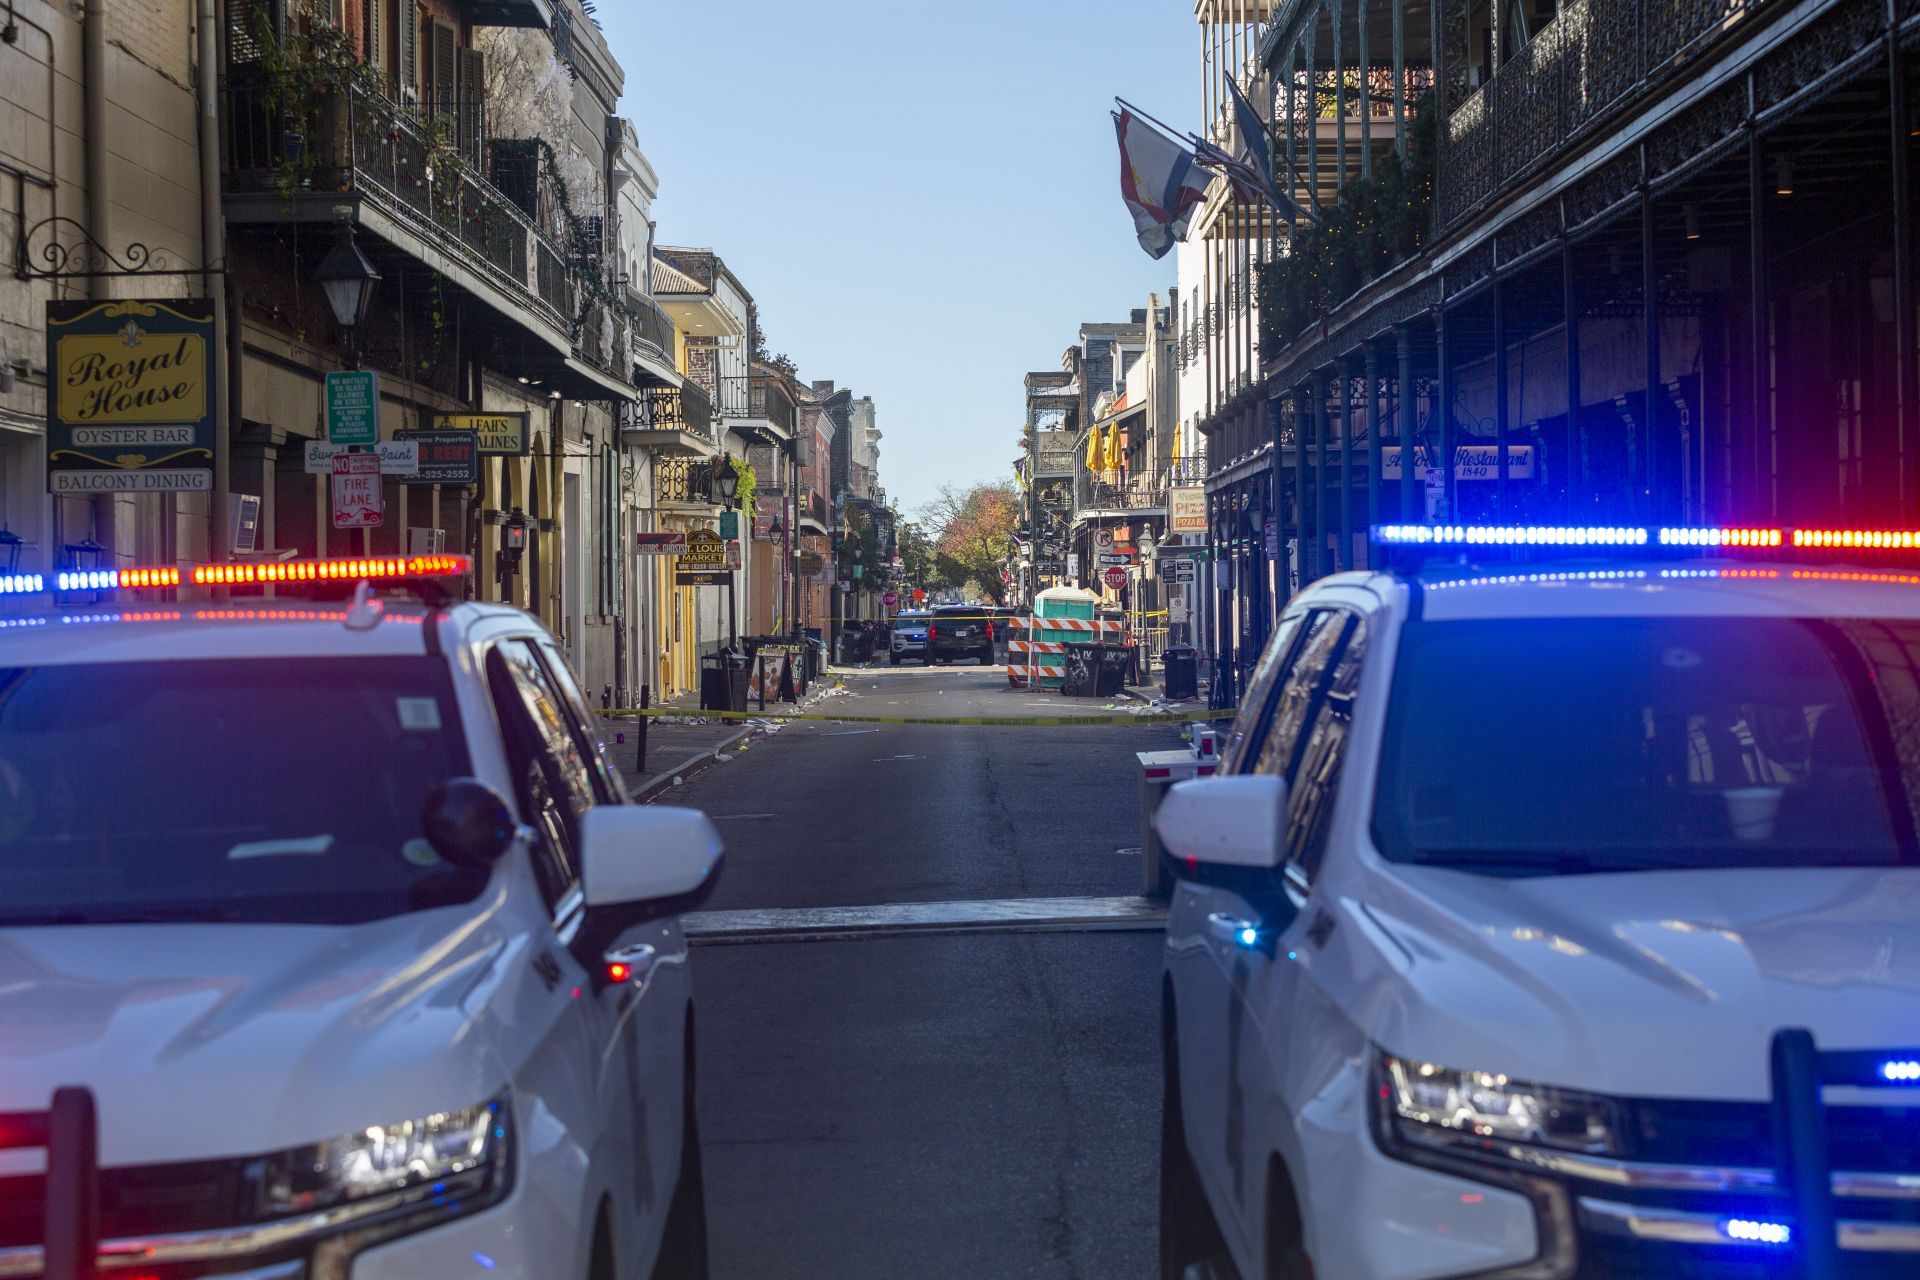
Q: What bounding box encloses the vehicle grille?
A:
[1618,1099,1920,1172]
[1574,1235,1918,1278]
[0,1159,248,1248]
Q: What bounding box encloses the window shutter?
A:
[225,0,282,65]
[361,0,383,81]
[396,0,418,102]
[458,46,486,164]
[431,20,457,117]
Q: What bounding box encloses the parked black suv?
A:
[927,605,995,665]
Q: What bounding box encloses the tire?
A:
[1162,1014,1235,1280]
[650,1075,710,1280]
[1264,1165,1311,1280]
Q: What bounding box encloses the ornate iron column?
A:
[1397,326,1418,520]
[1366,342,1383,562]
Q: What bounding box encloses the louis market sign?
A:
[46,299,215,494]
[674,528,733,587]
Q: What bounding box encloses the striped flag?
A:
[1114,110,1212,259]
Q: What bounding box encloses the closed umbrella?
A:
[1084,427,1101,471]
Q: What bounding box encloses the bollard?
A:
[779,651,797,703]
[757,655,768,711]
[635,684,650,775]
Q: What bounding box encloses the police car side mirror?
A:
[580,805,724,922]
[1156,775,1288,873]
[421,778,517,870]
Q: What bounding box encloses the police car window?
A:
[532,639,628,804]
[0,658,480,927]
[1373,616,1920,874]
[1249,612,1350,780]
[486,643,594,909]
[1285,615,1370,883]
[1223,611,1311,774]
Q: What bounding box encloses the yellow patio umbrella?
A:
[1169,425,1184,465]
[1084,426,1101,471]
[1104,422,1122,472]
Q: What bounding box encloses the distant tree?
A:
[922,482,1020,605]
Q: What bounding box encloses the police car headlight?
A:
[1375,1054,1622,1159]
[251,1092,512,1220]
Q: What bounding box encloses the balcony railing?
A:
[657,455,719,506]
[1079,470,1170,512]
[635,383,715,443]
[1439,0,1769,230]
[223,81,630,388]
[712,375,756,420]
[748,377,797,435]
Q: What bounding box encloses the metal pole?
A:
[1294,383,1310,585]
[1437,309,1456,518]
[1643,176,1661,520]
[1393,0,1407,157]
[197,0,229,566]
[1750,121,1772,515]
[1891,30,1916,512]
[1338,360,1354,571]
[1366,343,1382,562]
[1359,0,1372,182]
[1565,238,1585,514]
[1313,368,1330,578]
[1770,1030,1840,1280]
[1494,273,1510,514]
[83,0,116,564]
[1396,329,1418,522]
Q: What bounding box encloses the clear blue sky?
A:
[602,0,1198,517]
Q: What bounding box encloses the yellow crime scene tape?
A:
[604,706,1240,728]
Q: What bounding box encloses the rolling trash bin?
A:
[1061,643,1130,698]
[700,648,750,713]
[1161,644,1198,702]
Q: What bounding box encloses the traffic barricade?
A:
[1137,723,1222,896]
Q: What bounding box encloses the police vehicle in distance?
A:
[889,610,931,664]
[1157,524,1920,1280]
[0,554,720,1280]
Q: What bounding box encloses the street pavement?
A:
[663,663,1183,1278]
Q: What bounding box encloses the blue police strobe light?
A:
[1879,1059,1920,1083]
[1721,1218,1792,1246]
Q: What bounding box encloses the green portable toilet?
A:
[1024,586,1101,690]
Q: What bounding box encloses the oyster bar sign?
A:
[46,299,215,494]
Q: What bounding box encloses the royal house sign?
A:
[46,299,215,494]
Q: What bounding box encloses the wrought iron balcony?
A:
[1079,470,1171,512]
[1440,0,1771,231]
[633,382,715,445]
[222,80,629,390]
[656,455,719,506]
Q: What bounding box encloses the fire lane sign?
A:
[331,452,383,529]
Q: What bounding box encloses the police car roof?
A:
[0,600,524,666]
[1378,561,1920,623]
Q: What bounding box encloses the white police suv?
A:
[0,555,720,1280]
[1158,526,1920,1280]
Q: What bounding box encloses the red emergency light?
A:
[187,554,472,587]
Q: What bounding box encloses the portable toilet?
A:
[1024,586,1100,690]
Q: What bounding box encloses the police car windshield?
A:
[1373,616,1920,875]
[0,657,480,926]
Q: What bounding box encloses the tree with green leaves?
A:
[921,482,1020,605]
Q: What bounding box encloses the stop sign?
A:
[882,590,898,609]
[1103,566,1127,590]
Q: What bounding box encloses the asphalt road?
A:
[670,663,1182,1278]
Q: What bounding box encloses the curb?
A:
[630,725,753,804]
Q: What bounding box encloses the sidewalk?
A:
[599,671,845,803]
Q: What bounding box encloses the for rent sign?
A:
[46,299,215,494]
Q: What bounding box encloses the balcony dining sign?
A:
[45,299,215,494]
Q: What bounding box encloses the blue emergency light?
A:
[1374,524,1920,557]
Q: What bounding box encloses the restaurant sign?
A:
[46,299,215,494]
[675,527,733,586]
[433,412,531,457]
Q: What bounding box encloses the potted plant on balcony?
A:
[249,11,376,198]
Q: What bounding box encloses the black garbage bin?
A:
[1162,644,1198,702]
[1095,644,1131,696]
[1061,643,1130,698]
[699,648,749,713]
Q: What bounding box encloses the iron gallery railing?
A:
[1080,470,1172,511]
[748,378,798,434]
[1439,0,1772,229]
[655,455,718,505]
[635,384,716,443]
[222,81,594,349]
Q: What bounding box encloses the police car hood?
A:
[1354,864,1920,1100]
[0,897,518,1165]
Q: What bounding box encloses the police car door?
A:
[1206,607,1363,1253]
[533,636,688,1247]
[486,639,655,1263]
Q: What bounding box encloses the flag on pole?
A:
[1114,109,1212,260]
[1225,76,1275,197]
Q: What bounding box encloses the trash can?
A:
[699,648,749,713]
[1162,644,1198,702]
[1061,643,1130,697]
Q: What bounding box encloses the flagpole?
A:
[1115,97,1201,151]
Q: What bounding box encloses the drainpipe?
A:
[197,0,230,565]
[82,0,113,556]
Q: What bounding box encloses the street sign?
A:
[394,429,478,485]
[324,370,379,446]
[1066,553,1079,578]
[1159,558,1196,583]
[1097,551,1133,566]
[1094,528,1115,550]
[1158,545,1213,562]
[725,540,742,570]
[675,527,732,586]
[635,531,688,555]
[1103,566,1128,590]
[882,590,898,608]
[433,412,530,457]
[375,440,418,477]
[46,298,215,494]
[330,452,383,528]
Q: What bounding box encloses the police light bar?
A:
[185,554,471,588]
[1375,524,1920,554]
